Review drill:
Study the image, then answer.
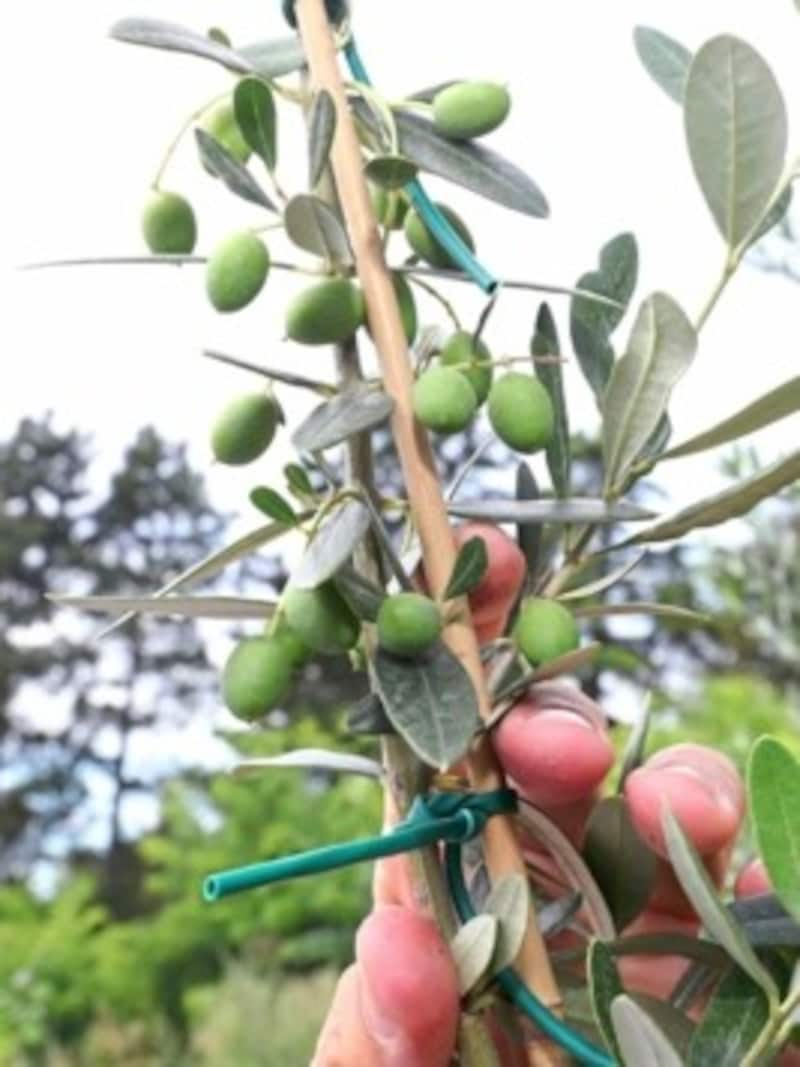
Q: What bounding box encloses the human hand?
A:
[312,523,788,1066]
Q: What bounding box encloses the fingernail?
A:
[535,708,596,731]
[662,763,740,820]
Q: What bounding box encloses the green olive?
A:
[211,393,278,465]
[200,99,250,163]
[514,598,580,666]
[439,331,493,404]
[433,82,511,140]
[403,204,475,269]
[370,186,409,230]
[283,583,360,656]
[285,278,366,345]
[142,190,197,254]
[413,366,478,434]
[222,637,293,720]
[206,232,270,313]
[377,593,441,657]
[487,372,554,454]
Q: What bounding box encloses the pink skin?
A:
[312,525,787,1066]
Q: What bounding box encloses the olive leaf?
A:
[573,602,708,625]
[588,940,624,1059]
[95,519,302,638]
[110,17,254,73]
[292,390,394,452]
[484,874,530,975]
[232,749,383,780]
[203,349,334,395]
[558,552,647,602]
[237,36,308,79]
[750,181,793,245]
[685,36,788,252]
[234,76,277,170]
[308,90,337,189]
[662,807,780,1003]
[51,595,277,620]
[444,537,488,601]
[686,966,770,1067]
[346,692,394,736]
[408,80,461,103]
[364,155,418,190]
[662,376,800,460]
[625,450,800,545]
[194,130,276,211]
[292,498,371,590]
[609,933,728,970]
[602,292,697,494]
[633,26,692,104]
[583,796,657,930]
[249,487,298,526]
[448,498,654,525]
[748,737,800,922]
[353,101,549,218]
[514,464,543,577]
[570,233,638,401]
[284,463,315,499]
[630,996,695,1060]
[373,644,481,769]
[450,914,499,995]
[532,303,571,497]
[611,995,684,1067]
[284,195,353,265]
[617,693,652,790]
[334,565,386,622]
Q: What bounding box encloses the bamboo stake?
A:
[295,3,565,1063]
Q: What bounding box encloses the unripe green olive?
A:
[200,99,250,163]
[377,593,441,657]
[222,637,293,720]
[285,278,366,345]
[283,583,360,656]
[514,598,580,666]
[367,272,417,345]
[211,393,278,465]
[404,204,475,269]
[413,366,478,434]
[370,185,409,230]
[206,232,270,313]
[487,372,554,454]
[268,615,313,668]
[142,190,197,254]
[433,82,511,140]
[439,331,493,404]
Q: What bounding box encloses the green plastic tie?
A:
[203,789,516,902]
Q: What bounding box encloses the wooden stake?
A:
[295,3,565,1062]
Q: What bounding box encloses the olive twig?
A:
[152,91,229,190]
[405,273,461,330]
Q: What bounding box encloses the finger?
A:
[494,682,615,836]
[452,522,527,641]
[313,906,460,1067]
[735,858,770,898]
[625,743,745,918]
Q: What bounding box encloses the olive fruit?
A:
[283,583,360,656]
[222,637,293,720]
[371,185,409,230]
[206,232,270,313]
[285,278,366,345]
[367,272,417,345]
[404,203,475,269]
[268,615,312,669]
[211,393,278,465]
[413,366,478,434]
[200,99,250,163]
[439,331,493,404]
[487,372,554,454]
[433,82,511,140]
[515,598,580,666]
[142,190,197,254]
[377,593,442,657]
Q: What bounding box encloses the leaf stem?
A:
[694,259,735,333]
[152,91,229,190]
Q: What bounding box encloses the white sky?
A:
[4,0,799,526]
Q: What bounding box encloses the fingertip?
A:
[735,858,771,898]
[625,744,744,859]
[357,906,459,1067]
[494,683,614,807]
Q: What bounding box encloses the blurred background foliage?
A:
[1,410,798,1064]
